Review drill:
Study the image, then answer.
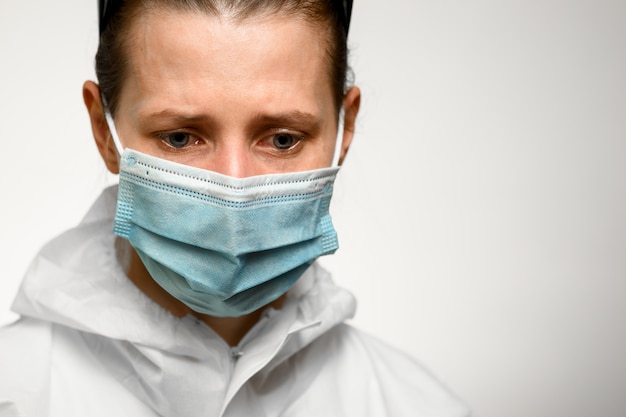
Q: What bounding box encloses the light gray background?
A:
[1,1,625,416]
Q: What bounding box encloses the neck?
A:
[124,245,284,346]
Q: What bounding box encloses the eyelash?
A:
[154,129,307,153]
[269,132,303,150]
[157,131,198,149]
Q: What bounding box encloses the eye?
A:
[272,133,300,150]
[158,132,193,148]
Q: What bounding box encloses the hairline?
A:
[107,2,341,117]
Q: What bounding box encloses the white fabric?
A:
[0,186,470,417]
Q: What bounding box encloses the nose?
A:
[207,139,256,178]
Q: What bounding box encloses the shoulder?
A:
[0,318,155,417]
[0,318,53,379]
[0,318,54,416]
[302,323,471,417]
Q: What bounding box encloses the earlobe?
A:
[82,81,120,174]
[338,86,361,165]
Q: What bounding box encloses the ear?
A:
[82,80,120,174]
[338,86,361,165]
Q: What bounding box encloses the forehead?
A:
[117,10,335,116]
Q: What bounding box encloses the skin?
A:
[83,9,360,346]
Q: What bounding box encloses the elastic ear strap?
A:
[104,110,124,156]
[331,108,345,168]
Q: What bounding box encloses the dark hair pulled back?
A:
[96,0,353,117]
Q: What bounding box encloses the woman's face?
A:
[90,10,359,177]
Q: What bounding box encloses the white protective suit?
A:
[0,186,470,417]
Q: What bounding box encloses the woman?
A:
[0,1,469,416]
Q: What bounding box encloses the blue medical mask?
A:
[105,112,342,317]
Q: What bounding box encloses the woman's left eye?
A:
[271,133,300,150]
[158,132,194,148]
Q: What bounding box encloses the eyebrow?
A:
[140,109,321,130]
[249,110,322,132]
[139,109,216,125]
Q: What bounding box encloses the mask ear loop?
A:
[331,108,345,168]
[102,98,125,156]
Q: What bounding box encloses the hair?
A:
[96,0,352,117]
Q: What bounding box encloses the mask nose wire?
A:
[104,109,125,156]
[331,108,345,168]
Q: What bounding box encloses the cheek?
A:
[303,131,339,170]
